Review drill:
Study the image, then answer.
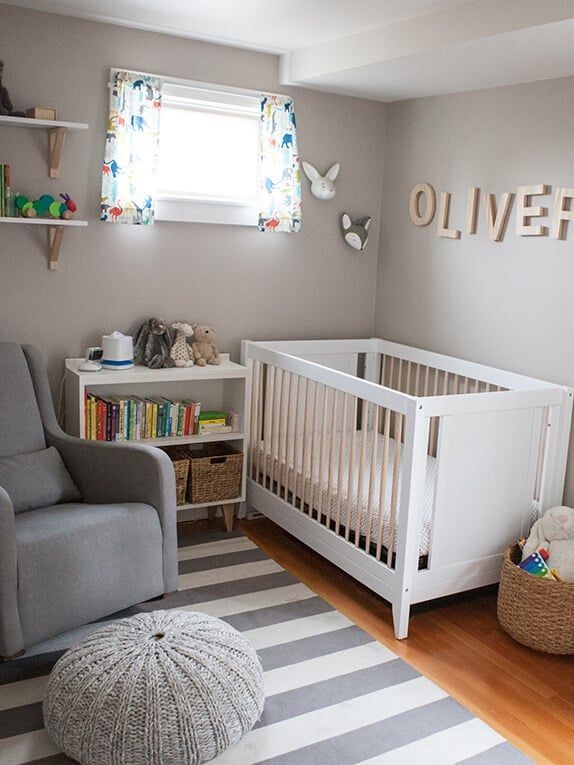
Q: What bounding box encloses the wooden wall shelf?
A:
[0,217,88,270]
[0,115,89,178]
[0,115,89,270]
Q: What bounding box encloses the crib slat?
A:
[414,363,421,397]
[326,389,338,527]
[355,399,369,547]
[423,365,430,396]
[263,365,276,490]
[443,370,449,396]
[291,375,302,508]
[365,405,380,551]
[283,372,294,502]
[405,361,412,395]
[335,393,349,535]
[386,412,404,567]
[260,365,270,488]
[270,367,281,489]
[255,361,264,483]
[308,382,320,518]
[300,378,311,512]
[249,359,259,480]
[397,358,403,392]
[345,397,358,541]
[317,385,329,524]
[276,368,287,496]
[376,408,392,561]
[380,354,387,387]
[388,356,395,390]
[463,376,469,394]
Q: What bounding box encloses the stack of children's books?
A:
[84,394,201,441]
[0,164,12,217]
[197,410,235,435]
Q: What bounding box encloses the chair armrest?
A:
[0,487,24,657]
[47,432,178,593]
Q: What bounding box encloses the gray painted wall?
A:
[0,5,387,388]
[375,76,574,502]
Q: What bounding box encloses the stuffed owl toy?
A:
[522,506,574,582]
[341,213,371,251]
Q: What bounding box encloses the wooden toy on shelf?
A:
[15,193,77,220]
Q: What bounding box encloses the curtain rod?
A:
[109,66,285,100]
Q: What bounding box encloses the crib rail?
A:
[247,350,423,568]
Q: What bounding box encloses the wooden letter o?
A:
[409,183,436,226]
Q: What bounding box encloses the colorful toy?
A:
[522,506,574,583]
[15,193,77,220]
[519,548,552,578]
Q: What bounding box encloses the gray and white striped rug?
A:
[0,530,531,765]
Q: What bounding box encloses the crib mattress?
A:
[252,431,437,555]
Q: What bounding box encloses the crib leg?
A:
[392,597,411,640]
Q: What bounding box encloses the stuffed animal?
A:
[191,325,220,366]
[522,506,574,583]
[301,161,340,200]
[341,213,371,250]
[133,317,174,369]
[170,322,195,368]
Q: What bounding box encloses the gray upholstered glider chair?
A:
[0,343,178,659]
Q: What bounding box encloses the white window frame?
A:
[155,81,261,227]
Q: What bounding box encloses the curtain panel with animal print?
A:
[101,70,162,225]
[258,94,301,233]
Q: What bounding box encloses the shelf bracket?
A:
[48,226,64,270]
[49,127,67,179]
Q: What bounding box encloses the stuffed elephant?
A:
[133,317,175,369]
[522,506,574,582]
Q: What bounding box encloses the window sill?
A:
[155,198,258,227]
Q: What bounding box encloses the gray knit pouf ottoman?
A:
[43,610,265,765]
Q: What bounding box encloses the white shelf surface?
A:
[66,355,248,383]
[128,432,244,447]
[0,217,88,227]
[0,115,89,130]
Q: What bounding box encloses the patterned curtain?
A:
[258,94,301,233]
[101,70,162,225]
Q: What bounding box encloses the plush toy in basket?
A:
[497,506,574,654]
[521,506,574,582]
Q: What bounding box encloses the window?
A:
[155,84,260,226]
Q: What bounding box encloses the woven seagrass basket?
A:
[186,443,243,505]
[161,447,190,506]
[497,544,574,654]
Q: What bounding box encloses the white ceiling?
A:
[3,0,574,101]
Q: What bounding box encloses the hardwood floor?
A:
[225,517,573,765]
[180,515,573,763]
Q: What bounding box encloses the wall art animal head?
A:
[301,161,340,200]
[341,213,371,251]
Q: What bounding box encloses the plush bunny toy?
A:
[301,161,340,200]
[522,506,574,582]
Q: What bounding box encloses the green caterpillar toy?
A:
[15,193,77,220]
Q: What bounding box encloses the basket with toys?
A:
[497,506,574,654]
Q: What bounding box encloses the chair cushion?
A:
[0,446,81,513]
[15,502,164,647]
[0,343,46,458]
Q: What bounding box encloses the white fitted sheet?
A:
[253,430,437,555]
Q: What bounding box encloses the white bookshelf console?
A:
[64,355,250,527]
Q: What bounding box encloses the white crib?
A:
[241,338,573,639]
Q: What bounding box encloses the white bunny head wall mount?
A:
[341,213,371,251]
[302,160,340,200]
